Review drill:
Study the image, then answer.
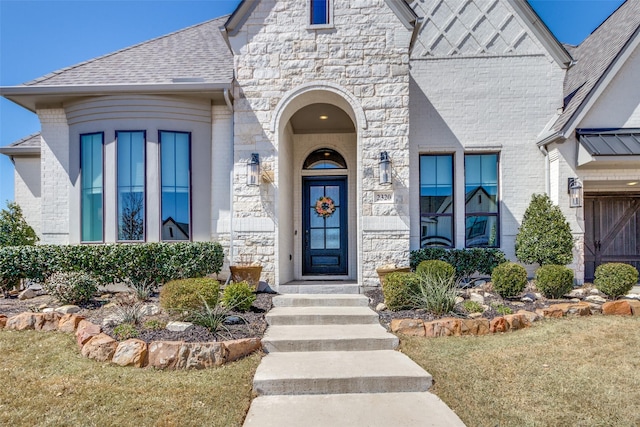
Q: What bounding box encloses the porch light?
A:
[568,177,583,208]
[379,151,392,186]
[247,153,260,187]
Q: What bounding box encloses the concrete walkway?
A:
[243,293,466,427]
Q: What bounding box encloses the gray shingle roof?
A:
[0,132,41,156]
[552,0,640,132]
[23,16,233,87]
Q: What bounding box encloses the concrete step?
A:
[272,294,369,307]
[243,392,466,427]
[262,324,398,352]
[265,306,379,326]
[253,350,432,395]
[277,283,360,294]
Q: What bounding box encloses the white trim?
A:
[306,0,334,29]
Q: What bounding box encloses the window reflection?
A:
[81,133,103,242]
[161,131,190,241]
[420,155,453,247]
[465,154,499,247]
[117,131,145,241]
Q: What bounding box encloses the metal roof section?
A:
[551,0,640,135]
[0,132,41,157]
[577,128,640,166]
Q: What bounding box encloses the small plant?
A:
[187,296,231,337]
[462,300,484,313]
[535,265,574,299]
[594,263,639,299]
[382,272,420,311]
[491,262,528,298]
[416,260,455,281]
[159,278,220,314]
[412,274,458,316]
[113,323,139,340]
[127,281,155,302]
[143,319,165,330]
[43,271,97,305]
[111,293,146,325]
[491,302,513,315]
[222,281,256,312]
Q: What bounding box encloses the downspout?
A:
[224,86,235,285]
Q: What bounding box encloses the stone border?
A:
[0,312,262,369]
[390,300,640,338]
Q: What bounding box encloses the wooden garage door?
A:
[584,195,640,281]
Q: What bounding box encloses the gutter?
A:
[0,82,232,97]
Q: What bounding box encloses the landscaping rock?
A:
[547,302,591,317]
[178,342,227,369]
[0,314,7,329]
[102,316,120,328]
[375,303,387,311]
[224,316,243,325]
[470,293,485,304]
[454,297,464,305]
[141,304,161,316]
[521,293,536,303]
[5,312,61,331]
[585,295,606,304]
[425,318,461,337]
[490,317,508,333]
[590,288,601,295]
[55,305,81,314]
[516,310,541,323]
[82,333,118,362]
[567,289,585,299]
[148,341,182,369]
[75,320,102,348]
[58,314,85,333]
[225,338,261,363]
[112,339,148,367]
[469,312,483,319]
[42,308,55,313]
[503,314,530,330]
[623,294,640,300]
[166,321,194,332]
[588,303,603,315]
[18,289,36,300]
[460,318,490,336]
[536,306,564,319]
[602,300,636,316]
[390,318,425,336]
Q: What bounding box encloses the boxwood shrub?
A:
[594,263,638,298]
[222,281,256,312]
[535,265,574,299]
[416,260,455,281]
[160,278,221,314]
[491,262,528,298]
[382,272,420,311]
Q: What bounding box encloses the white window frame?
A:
[307,0,334,29]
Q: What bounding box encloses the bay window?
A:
[117,131,145,241]
[80,133,103,242]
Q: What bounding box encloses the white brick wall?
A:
[13,157,41,238]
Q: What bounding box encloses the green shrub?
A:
[222,281,256,312]
[410,248,506,280]
[413,274,457,315]
[113,323,138,340]
[43,271,98,305]
[462,300,484,313]
[159,278,220,314]
[535,265,574,299]
[491,302,513,315]
[382,272,420,311]
[0,202,38,247]
[515,194,574,266]
[416,260,455,281]
[491,262,528,298]
[594,263,639,298]
[187,297,231,337]
[143,319,165,330]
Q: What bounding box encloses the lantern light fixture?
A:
[379,151,392,186]
[568,177,583,208]
[247,153,260,187]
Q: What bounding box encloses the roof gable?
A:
[0,132,41,157]
[552,0,640,134]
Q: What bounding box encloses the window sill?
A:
[307,23,334,30]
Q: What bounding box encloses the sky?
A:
[0,0,627,212]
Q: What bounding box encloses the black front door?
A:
[303,176,348,275]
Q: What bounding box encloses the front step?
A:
[253,350,432,395]
[262,324,398,352]
[277,283,360,294]
[272,294,369,307]
[243,393,467,427]
[266,306,379,326]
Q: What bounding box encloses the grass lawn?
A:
[400,315,640,427]
[0,330,261,427]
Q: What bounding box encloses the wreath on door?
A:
[315,196,336,218]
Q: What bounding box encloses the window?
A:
[80,133,103,242]
[464,154,499,247]
[160,131,191,241]
[419,154,454,247]
[310,0,330,25]
[117,131,145,241]
[303,148,347,169]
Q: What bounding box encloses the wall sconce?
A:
[568,177,583,208]
[247,153,260,187]
[379,151,391,186]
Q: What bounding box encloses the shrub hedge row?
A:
[410,247,506,280]
[0,242,224,293]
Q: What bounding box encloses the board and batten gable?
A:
[227,0,416,286]
[408,0,566,263]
